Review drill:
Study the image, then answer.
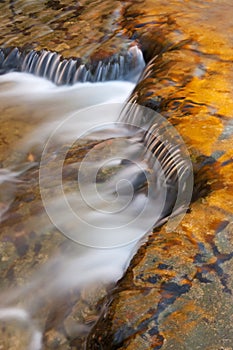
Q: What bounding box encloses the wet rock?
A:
[0,0,233,349]
[86,1,233,349]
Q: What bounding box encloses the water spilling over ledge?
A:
[0,46,145,84]
[0,0,233,349]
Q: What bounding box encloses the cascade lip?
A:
[0,45,145,85]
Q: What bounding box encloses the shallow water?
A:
[0,74,141,349]
[0,0,232,349]
[0,71,192,349]
[0,69,185,348]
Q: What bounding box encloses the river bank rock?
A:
[87,1,233,349]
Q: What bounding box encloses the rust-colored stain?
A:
[0,0,233,349]
[86,1,233,349]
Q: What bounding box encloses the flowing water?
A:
[0,0,232,349]
[0,61,191,349]
[0,71,139,349]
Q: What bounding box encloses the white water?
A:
[0,72,135,151]
[0,73,153,349]
[0,46,145,84]
[0,71,192,349]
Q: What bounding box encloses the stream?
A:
[0,0,233,349]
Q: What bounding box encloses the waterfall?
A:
[0,46,145,84]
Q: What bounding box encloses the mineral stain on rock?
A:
[0,0,233,349]
[86,1,233,349]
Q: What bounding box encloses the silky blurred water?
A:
[0,67,190,349]
[0,73,142,349]
[0,0,231,348]
[0,70,194,349]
